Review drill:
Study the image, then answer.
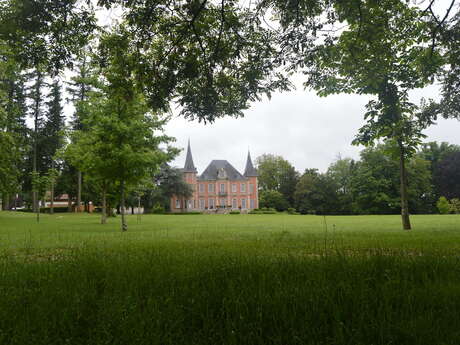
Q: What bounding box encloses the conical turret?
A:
[244,151,258,177]
[183,139,197,173]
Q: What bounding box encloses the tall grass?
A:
[1,212,460,344]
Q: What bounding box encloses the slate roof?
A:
[198,160,247,181]
[183,140,197,173]
[244,151,258,177]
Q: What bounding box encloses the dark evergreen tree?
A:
[0,58,29,210]
[42,80,65,213]
[435,152,460,200]
[66,51,95,212]
[25,68,46,212]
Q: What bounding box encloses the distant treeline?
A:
[256,141,460,215]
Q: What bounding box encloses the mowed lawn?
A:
[1,212,460,345]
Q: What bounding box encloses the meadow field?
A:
[1,212,460,344]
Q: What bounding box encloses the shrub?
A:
[450,198,460,214]
[249,209,276,214]
[229,211,240,215]
[287,208,297,214]
[152,203,165,214]
[259,190,289,211]
[437,197,451,214]
[40,207,69,213]
[248,210,263,214]
[166,211,202,215]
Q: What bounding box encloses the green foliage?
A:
[229,211,241,215]
[0,44,26,197]
[256,154,299,207]
[259,190,289,211]
[435,152,460,200]
[437,197,451,215]
[0,0,96,71]
[142,165,192,213]
[166,211,202,215]
[249,207,276,214]
[66,32,176,229]
[93,1,290,121]
[286,208,298,215]
[294,169,339,215]
[351,144,433,214]
[152,203,165,215]
[450,198,460,214]
[273,0,443,229]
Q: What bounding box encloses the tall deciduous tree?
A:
[351,144,433,215]
[67,31,174,230]
[327,157,356,214]
[294,169,339,215]
[270,0,442,229]
[256,154,299,207]
[142,165,192,213]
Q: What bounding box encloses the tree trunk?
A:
[50,182,54,214]
[120,180,127,232]
[32,138,39,212]
[399,149,412,230]
[76,170,82,212]
[101,185,107,224]
[36,198,40,223]
[137,196,141,223]
[2,194,9,210]
[50,161,54,215]
[131,206,134,215]
[67,196,72,212]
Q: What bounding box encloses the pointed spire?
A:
[183,139,197,173]
[244,151,258,177]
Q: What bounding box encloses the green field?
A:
[1,212,460,344]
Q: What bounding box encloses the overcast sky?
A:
[165,76,460,174]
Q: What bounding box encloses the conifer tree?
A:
[67,51,95,212]
[26,68,46,213]
[0,45,29,209]
[43,80,65,214]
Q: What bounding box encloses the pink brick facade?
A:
[171,142,258,212]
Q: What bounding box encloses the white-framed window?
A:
[187,200,193,209]
[232,184,237,193]
[209,198,215,209]
[208,184,214,193]
[199,199,205,209]
[232,198,237,209]
[199,184,204,193]
[249,184,254,193]
[220,183,225,193]
[241,198,247,209]
[175,199,181,209]
[250,199,255,209]
[220,198,226,207]
[241,183,246,193]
